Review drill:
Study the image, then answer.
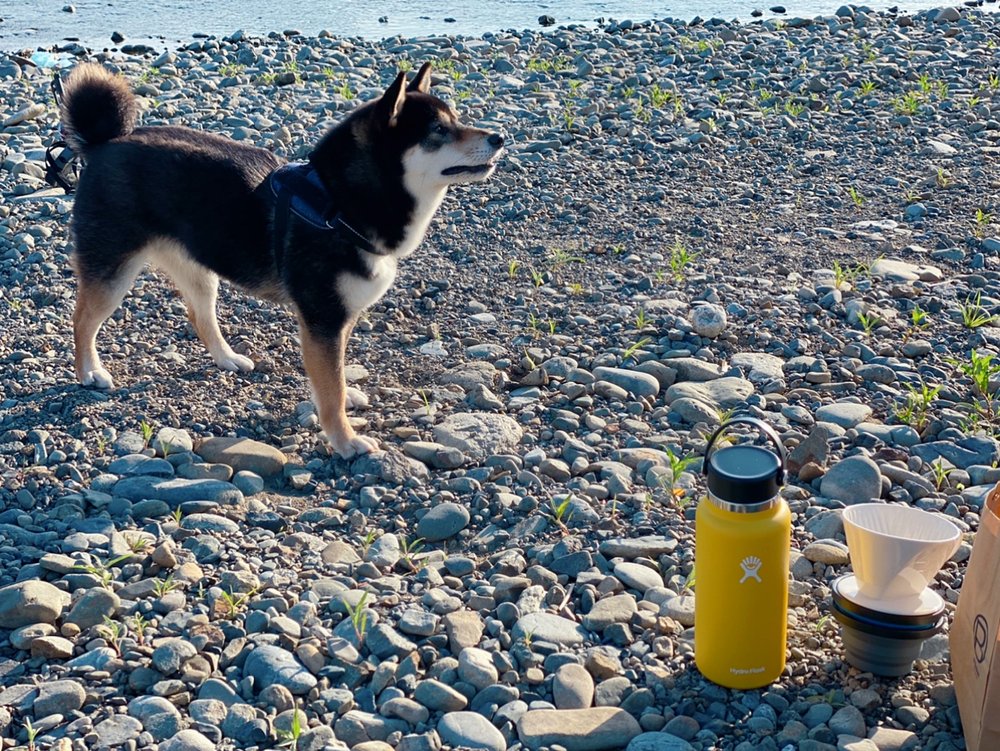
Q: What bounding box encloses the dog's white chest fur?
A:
[337,255,398,316]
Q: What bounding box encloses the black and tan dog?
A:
[60,62,503,458]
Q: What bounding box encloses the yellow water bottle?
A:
[695,417,790,689]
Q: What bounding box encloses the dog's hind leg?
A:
[298,318,379,459]
[73,259,145,389]
[151,242,254,374]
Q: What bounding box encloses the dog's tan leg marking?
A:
[151,242,254,373]
[73,260,144,389]
[298,320,379,459]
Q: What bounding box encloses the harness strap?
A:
[45,140,79,193]
[268,162,388,267]
[43,74,80,194]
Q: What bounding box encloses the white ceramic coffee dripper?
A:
[841,503,961,612]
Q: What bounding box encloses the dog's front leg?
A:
[298,318,379,459]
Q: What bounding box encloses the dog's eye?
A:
[433,122,450,135]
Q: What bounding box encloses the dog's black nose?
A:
[488,132,505,148]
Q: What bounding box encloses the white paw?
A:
[345,386,370,410]
[329,433,380,460]
[215,352,255,373]
[80,367,115,389]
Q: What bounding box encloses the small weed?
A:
[892,91,922,116]
[360,530,378,556]
[562,106,577,132]
[344,592,370,638]
[219,63,246,77]
[859,79,877,96]
[952,349,1000,421]
[508,259,521,279]
[399,537,425,572]
[397,59,414,72]
[522,347,537,370]
[129,613,151,645]
[136,66,161,84]
[139,420,155,448]
[529,267,545,288]
[929,461,954,491]
[895,380,940,434]
[152,575,178,597]
[832,260,854,290]
[23,718,38,751]
[974,208,993,239]
[622,337,652,364]
[935,168,952,189]
[547,247,586,273]
[815,613,831,632]
[74,554,131,590]
[960,292,996,329]
[784,99,805,117]
[635,307,649,330]
[98,615,125,655]
[549,495,574,528]
[902,304,931,343]
[857,310,882,337]
[846,185,865,209]
[218,589,252,619]
[989,72,1000,92]
[569,282,585,296]
[277,704,305,749]
[417,388,435,418]
[668,238,698,282]
[124,534,152,554]
[681,565,697,594]
[527,312,543,338]
[171,508,183,524]
[258,71,278,85]
[661,446,697,503]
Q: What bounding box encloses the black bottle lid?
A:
[703,417,786,506]
[707,444,783,504]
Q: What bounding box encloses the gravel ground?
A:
[1,5,999,751]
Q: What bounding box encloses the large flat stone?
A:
[112,476,244,505]
[518,708,642,751]
[433,413,523,461]
[0,581,70,628]
[195,437,287,477]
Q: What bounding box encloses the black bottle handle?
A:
[703,416,786,484]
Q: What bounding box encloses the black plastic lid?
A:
[832,600,945,640]
[706,444,782,505]
[831,575,945,628]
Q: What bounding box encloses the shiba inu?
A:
[60,62,504,458]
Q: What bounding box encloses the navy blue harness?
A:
[267,162,381,265]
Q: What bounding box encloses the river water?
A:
[1,0,991,52]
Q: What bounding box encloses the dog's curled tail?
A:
[59,63,137,153]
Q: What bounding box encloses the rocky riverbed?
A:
[2,5,1000,751]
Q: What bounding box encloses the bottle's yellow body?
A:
[695,495,791,689]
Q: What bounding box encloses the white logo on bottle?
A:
[739,556,762,583]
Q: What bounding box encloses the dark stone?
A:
[539,14,556,25]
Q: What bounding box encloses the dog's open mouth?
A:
[441,163,495,176]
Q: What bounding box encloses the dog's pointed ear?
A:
[376,71,408,127]
[407,62,432,94]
